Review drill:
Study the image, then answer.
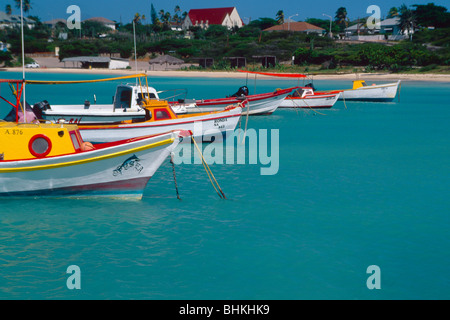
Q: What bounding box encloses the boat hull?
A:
[78,107,242,143]
[338,81,401,101]
[173,88,295,115]
[0,131,184,199]
[40,104,146,124]
[279,92,339,108]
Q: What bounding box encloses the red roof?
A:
[188,7,235,25]
[264,22,324,32]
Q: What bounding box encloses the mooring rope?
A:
[169,152,181,201]
[191,136,227,199]
[241,99,250,144]
[341,91,347,109]
[292,96,326,116]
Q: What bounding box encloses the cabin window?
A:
[155,109,171,120]
[292,89,303,97]
[70,131,81,150]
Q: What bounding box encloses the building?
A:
[182,7,243,30]
[345,17,410,41]
[83,17,116,30]
[344,23,369,36]
[43,18,67,29]
[0,11,35,29]
[263,21,324,35]
[62,56,129,69]
[380,17,411,39]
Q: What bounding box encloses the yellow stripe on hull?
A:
[0,137,174,173]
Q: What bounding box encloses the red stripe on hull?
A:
[68,176,151,192]
[0,176,152,197]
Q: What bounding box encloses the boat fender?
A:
[81,142,95,151]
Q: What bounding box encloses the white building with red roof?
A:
[182,7,243,30]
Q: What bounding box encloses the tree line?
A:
[0,2,448,72]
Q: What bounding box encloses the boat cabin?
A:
[290,87,315,98]
[113,85,160,111]
[352,80,368,90]
[0,122,89,161]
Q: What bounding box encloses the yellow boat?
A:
[0,79,189,199]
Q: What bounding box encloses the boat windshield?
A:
[114,87,132,109]
[138,92,157,100]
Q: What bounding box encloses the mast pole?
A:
[133,20,138,85]
[20,0,26,123]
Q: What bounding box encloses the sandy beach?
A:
[2,56,450,82]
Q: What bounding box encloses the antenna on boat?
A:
[20,0,26,123]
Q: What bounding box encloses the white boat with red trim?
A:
[34,75,195,124]
[186,87,296,115]
[279,87,340,108]
[77,98,243,143]
[323,80,401,102]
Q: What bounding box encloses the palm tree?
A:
[5,4,12,15]
[14,0,31,13]
[159,9,165,21]
[335,7,349,30]
[387,7,399,18]
[133,13,141,25]
[276,10,284,25]
[173,5,181,23]
[399,4,416,41]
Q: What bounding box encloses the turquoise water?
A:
[0,72,449,299]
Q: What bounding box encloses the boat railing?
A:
[157,88,191,103]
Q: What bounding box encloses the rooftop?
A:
[188,7,236,25]
[0,11,35,24]
[263,21,324,32]
[83,17,116,24]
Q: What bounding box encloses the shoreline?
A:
[2,67,450,82]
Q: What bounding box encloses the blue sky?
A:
[4,0,450,23]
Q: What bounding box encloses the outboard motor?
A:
[32,100,50,119]
[230,86,249,97]
[305,83,317,91]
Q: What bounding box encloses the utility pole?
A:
[323,13,332,38]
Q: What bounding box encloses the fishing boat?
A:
[77,99,243,143]
[0,79,189,199]
[25,75,244,143]
[278,87,340,108]
[332,80,402,102]
[172,86,297,115]
[34,75,194,124]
